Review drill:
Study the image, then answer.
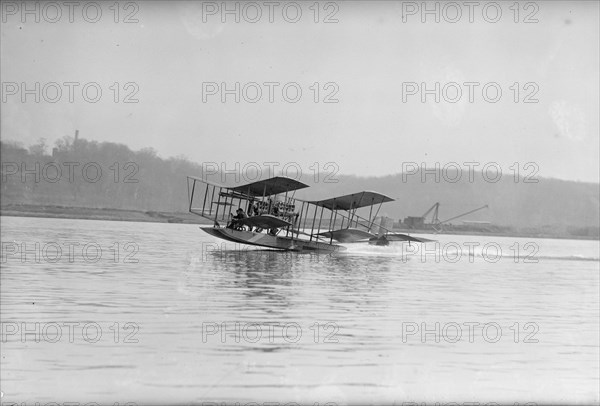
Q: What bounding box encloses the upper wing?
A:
[229,176,309,197]
[308,191,394,211]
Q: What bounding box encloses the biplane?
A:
[187,175,432,252]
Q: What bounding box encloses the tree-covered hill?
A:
[2,137,598,235]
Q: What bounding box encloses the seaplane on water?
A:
[187,175,433,252]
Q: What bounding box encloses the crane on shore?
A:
[402,203,489,232]
[432,204,489,232]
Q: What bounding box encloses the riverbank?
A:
[0,204,209,225]
[1,204,598,241]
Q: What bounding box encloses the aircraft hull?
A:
[201,227,345,252]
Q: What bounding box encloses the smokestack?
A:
[377,216,393,237]
[75,129,79,142]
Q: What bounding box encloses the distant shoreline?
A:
[1,204,598,241]
[0,204,208,225]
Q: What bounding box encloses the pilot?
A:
[230,208,248,230]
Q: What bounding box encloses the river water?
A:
[1,216,598,404]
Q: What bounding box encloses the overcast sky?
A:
[2,1,599,182]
